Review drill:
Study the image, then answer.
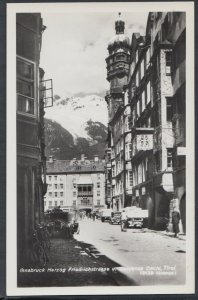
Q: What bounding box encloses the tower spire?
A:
[115,12,125,35]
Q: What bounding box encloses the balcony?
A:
[132,127,154,159]
[78,191,93,197]
[110,87,124,94]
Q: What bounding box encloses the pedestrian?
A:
[121,209,127,232]
[92,211,96,221]
[172,206,181,238]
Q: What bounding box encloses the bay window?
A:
[17,57,35,116]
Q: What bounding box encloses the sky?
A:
[40,12,148,99]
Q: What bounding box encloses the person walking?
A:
[121,209,127,232]
[172,206,181,238]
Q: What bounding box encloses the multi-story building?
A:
[105,13,131,211]
[105,12,186,232]
[166,13,186,233]
[45,155,106,213]
[16,13,50,266]
[127,12,186,231]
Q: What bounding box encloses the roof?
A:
[46,159,105,174]
[78,176,93,185]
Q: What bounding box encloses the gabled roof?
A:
[47,159,105,174]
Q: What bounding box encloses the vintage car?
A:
[109,211,121,225]
[100,209,113,222]
[125,207,148,229]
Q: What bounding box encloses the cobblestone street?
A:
[18,235,135,287]
[18,218,185,287]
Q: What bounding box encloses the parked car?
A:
[125,207,148,229]
[100,209,113,222]
[109,211,121,225]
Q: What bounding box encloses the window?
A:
[136,101,140,117]
[97,200,100,206]
[125,143,132,160]
[142,91,145,112]
[17,57,35,115]
[97,191,100,196]
[60,192,63,197]
[146,48,150,68]
[166,97,173,122]
[147,81,151,104]
[55,201,57,206]
[167,148,173,168]
[48,176,52,181]
[129,170,133,187]
[49,201,52,206]
[73,191,76,197]
[141,59,144,79]
[60,184,63,189]
[54,176,57,181]
[55,192,57,197]
[73,183,76,188]
[136,50,138,63]
[60,200,63,206]
[78,186,82,192]
[73,200,76,207]
[97,182,100,188]
[49,192,52,197]
[97,174,100,179]
[54,184,58,189]
[48,184,52,189]
[165,51,172,75]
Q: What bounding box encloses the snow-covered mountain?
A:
[44,94,108,160]
[44,94,108,140]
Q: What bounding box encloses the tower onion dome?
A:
[108,13,130,50]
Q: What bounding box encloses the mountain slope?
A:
[44,118,107,160]
[44,94,108,139]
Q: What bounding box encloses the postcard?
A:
[6,1,195,296]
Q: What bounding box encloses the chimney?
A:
[49,156,53,163]
[94,155,99,162]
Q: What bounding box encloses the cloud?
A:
[40,12,148,98]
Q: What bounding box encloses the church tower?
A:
[105,13,130,120]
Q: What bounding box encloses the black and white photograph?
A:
[6,2,194,296]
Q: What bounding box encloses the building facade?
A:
[45,155,106,213]
[105,14,132,211]
[17,13,48,267]
[105,12,186,232]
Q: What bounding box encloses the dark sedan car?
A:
[109,212,121,225]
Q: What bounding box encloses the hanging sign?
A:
[136,134,153,151]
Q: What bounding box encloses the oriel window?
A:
[17,57,35,115]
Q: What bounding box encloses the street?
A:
[18,217,186,287]
[76,217,186,286]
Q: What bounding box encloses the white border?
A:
[7,2,195,296]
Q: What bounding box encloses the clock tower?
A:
[105,13,130,120]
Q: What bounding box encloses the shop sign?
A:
[136,134,153,151]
